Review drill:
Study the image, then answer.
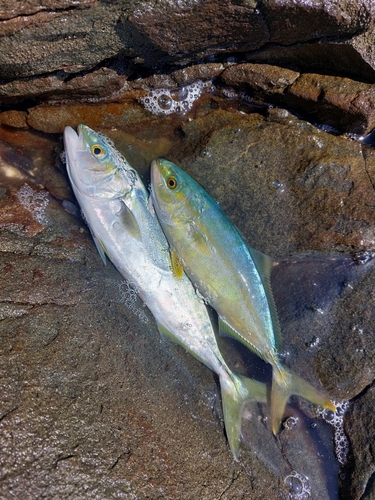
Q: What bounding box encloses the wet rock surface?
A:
[0,178,283,500]
[0,96,374,498]
[1,0,375,499]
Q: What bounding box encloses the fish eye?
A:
[91,144,106,159]
[166,175,178,190]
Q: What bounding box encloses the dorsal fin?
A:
[248,247,282,351]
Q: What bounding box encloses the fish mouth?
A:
[63,125,90,196]
[63,126,81,172]
[150,158,165,212]
[150,158,162,190]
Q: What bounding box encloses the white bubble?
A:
[16,183,49,225]
[316,400,349,465]
[283,470,311,499]
[139,80,211,115]
[157,94,172,110]
[283,416,298,430]
[117,280,149,324]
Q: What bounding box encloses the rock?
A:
[245,38,375,83]
[0,0,374,87]
[0,148,286,499]
[0,110,28,129]
[3,101,369,497]
[169,103,375,256]
[0,0,96,19]
[220,63,300,95]
[0,2,125,79]
[219,64,375,134]
[130,0,269,60]
[0,68,129,105]
[261,0,374,45]
[26,103,149,134]
[286,73,375,134]
[1,0,375,496]
[344,385,375,499]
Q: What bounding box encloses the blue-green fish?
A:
[63,124,267,458]
[150,158,336,434]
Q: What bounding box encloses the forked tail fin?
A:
[220,372,267,460]
[271,365,336,435]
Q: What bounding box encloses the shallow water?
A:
[0,94,374,500]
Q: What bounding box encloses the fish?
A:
[63,124,267,459]
[150,158,336,434]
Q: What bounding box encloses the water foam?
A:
[139,80,210,115]
[16,183,49,225]
[317,400,350,465]
[117,280,149,324]
[283,470,311,500]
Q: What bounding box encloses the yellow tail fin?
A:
[220,372,267,459]
[271,365,336,435]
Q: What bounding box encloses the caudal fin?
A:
[220,373,267,459]
[271,365,336,435]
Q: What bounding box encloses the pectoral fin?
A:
[170,249,184,279]
[188,223,213,256]
[118,200,142,241]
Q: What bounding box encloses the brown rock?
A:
[0,11,64,36]
[0,185,47,237]
[246,39,375,83]
[261,0,374,45]
[26,103,148,134]
[0,3,124,79]
[0,0,96,20]
[172,63,225,87]
[0,68,131,105]
[2,100,374,497]
[130,0,269,58]
[218,66,375,134]
[287,73,375,134]
[219,63,300,94]
[0,111,28,129]
[344,384,375,499]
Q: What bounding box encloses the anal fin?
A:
[92,233,107,265]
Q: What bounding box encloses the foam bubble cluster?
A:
[139,81,210,115]
[16,183,49,225]
[317,400,350,465]
[117,280,149,324]
[283,470,311,500]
